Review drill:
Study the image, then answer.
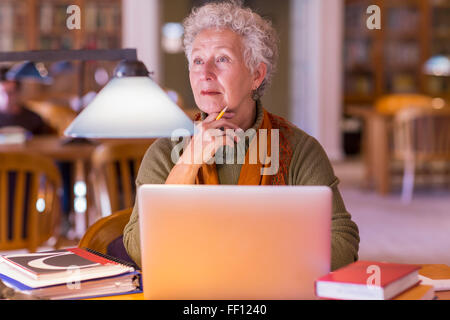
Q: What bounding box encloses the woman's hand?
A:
[165,111,240,184]
[180,111,240,165]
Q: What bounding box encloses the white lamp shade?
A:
[64,76,194,138]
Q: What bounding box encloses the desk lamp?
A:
[64,59,194,138]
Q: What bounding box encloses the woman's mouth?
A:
[201,90,222,96]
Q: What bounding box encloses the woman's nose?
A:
[200,60,216,81]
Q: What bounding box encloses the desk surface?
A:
[0,135,96,161]
[89,264,450,300]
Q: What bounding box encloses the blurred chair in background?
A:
[353,93,446,195]
[90,141,154,218]
[0,152,62,252]
[393,106,450,203]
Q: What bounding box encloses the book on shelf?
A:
[0,4,13,30]
[0,247,141,300]
[315,260,421,300]
[391,73,416,93]
[85,4,98,32]
[39,3,53,33]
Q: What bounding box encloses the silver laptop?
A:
[138,185,331,300]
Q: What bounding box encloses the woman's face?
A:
[189,28,256,116]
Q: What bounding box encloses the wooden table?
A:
[0,135,96,161]
[89,264,450,300]
[0,135,97,238]
[347,107,392,195]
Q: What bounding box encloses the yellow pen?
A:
[215,106,228,121]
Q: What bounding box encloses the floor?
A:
[333,158,450,266]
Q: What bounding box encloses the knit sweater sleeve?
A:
[123,138,176,268]
[288,134,360,271]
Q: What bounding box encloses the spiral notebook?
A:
[0,247,140,298]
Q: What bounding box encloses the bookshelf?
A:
[0,0,121,51]
[0,0,122,94]
[0,0,29,52]
[344,0,450,109]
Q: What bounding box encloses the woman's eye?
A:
[217,56,229,63]
[193,58,203,65]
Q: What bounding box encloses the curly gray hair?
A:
[183,0,279,100]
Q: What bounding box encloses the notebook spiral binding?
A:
[82,247,137,269]
[83,248,143,291]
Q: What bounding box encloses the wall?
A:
[161,1,194,108]
[122,0,162,83]
[290,0,344,161]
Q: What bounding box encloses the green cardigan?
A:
[123,104,360,271]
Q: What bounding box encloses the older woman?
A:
[123,1,359,271]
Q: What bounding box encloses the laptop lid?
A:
[138,185,331,300]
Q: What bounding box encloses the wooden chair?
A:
[353,94,441,194]
[0,152,62,252]
[78,207,132,255]
[392,106,450,203]
[90,141,154,218]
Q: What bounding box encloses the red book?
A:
[315,261,421,300]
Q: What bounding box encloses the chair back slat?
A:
[27,172,40,253]
[133,159,141,179]
[12,170,26,243]
[40,178,56,239]
[0,171,7,244]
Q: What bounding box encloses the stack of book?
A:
[315,261,435,300]
[0,248,141,300]
[0,126,28,145]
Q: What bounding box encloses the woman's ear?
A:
[253,62,267,90]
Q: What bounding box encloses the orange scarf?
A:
[195,108,293,186]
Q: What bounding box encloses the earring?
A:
[252,89,259,101]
